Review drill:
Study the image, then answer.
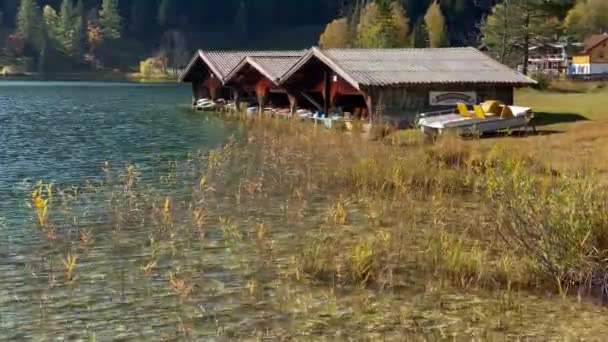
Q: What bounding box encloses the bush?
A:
[139,56,167,79]
[530,72,552,90]
[486,157,608,291]
[1,64,27,76]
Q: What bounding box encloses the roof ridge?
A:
[320,47,474,50]
[248,55,303,58]
[201,49,306,53]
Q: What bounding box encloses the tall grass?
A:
[18,108,608,338]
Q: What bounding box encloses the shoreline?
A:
[0,72,177,83]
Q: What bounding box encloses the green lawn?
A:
[516,87,608,125]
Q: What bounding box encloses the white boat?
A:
[296,109,313,119]
[418,101,535,136]
[195,98,216,110]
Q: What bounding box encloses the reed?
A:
[15,106,608,339]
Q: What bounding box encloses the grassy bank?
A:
[517,83,608,124]
[20,106,608,339]
[486,86,608,173]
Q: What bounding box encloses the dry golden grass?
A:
[466,119,608,175]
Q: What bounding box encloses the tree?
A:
[425,1,448,47]
[481,0,559,73]
[99,0,121,41]
[356,1,393,48]
[565,0,608,40]
[139,55,167,79]
[87,21,103,54]
[481,1,519,64]
[319,17,349,48]
[356,2,381,48]
[58,0,79,56]
[71,0,86,58]
[38,38,48,72]
[160,29,188,75]
[17,0,44,51]
[42,5,61,44]
[6,33,26,56]
[389,1,410,47]
[410,19,429,48]
[234,1,248,43]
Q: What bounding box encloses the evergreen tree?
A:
[38,38,48,72]
[411,19,429,48]
[72,0,86,57]
[59,0,76,55]
[346,0,364,47]
[356,2,391,48]
[481,1,517,64]
[482,0,559,73]
[42,5,60,44]
[99,0,121,41]
[424,1,447,47]
[17,0,44,51]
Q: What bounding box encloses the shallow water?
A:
[0,81,229,223]
[1,81,608,340]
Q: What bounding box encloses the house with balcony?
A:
[525,42,583,75]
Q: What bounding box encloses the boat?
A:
[418,101,535,136]
[296,109,313,119]
[195,98,216,111]
[246,106,258,116]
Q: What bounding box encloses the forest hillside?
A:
[0,0,604,76]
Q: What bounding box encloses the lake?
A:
[1,81,607,340]
[0,81,230,223]
[0,81,237,339]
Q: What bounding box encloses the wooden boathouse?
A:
[179,50,305,106]
[223,55,304,111]
[180,47,535,124]
[277,47,535,125]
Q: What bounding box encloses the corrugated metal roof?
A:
[250,56,303,81]
[280,47,536,88]
[180,50,305,83]
[222,55,304,84]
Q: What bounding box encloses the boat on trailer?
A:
[418,101,535,136]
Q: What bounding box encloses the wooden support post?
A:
[209,84,218,101]
[257,90,266,114]
[364,92,374,123]
[323,70,331,115]
[288,92,298,117]
[232,87,241,112]
[191,82,197,106]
